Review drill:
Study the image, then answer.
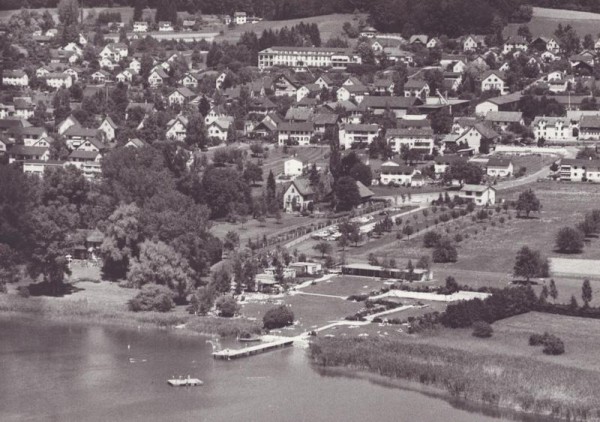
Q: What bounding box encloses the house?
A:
[13,98,34,119]
[314,74,335,89]
[278,122,315,146]
[386,128,434,155]
[207,118,232,141]
[459,185,496,206]
[158,21,174,31]
[234,12,247,25]
[168,87,196,106]
[8,145,50,164]
[358,96,418,118]
[360,26,378,38]
[124,138,147,148]
[463,35,486,52]
[475,92,522,115]
[288,261,322,276]
[484,111,523,131]
[98,116,117,141]
[23,160,65,177]
[336,84,369,103]
[283,178,315,212]
[99,43,128,61]
[284,158,305,177]
[341,263,432,282]
[57,115,81,135]
[454,123,499,153]
[372,78,395,95]
[91,70,110,84]
[530,36,561,54]
[580,116,600,140]
[384,47,414,65]
[296,84,321,102]
[179,71,201,88]
[166,115,189,141]
[338,123,379,149]
[129,58,142,73]
[379,163,422,186]
[486,158,513,178]
[481,70,507,95]
[116,69,134,83]
[427,37,440,49]
[273,74,299,97]
[404,79,430,99]
[503,36,529,54]
[433,155,467,176]
[312,113,339,134]
[531,116,575,141]
[560,159,600,182]
[44,73,73,89]
[2,70,29,87]
[67,149,102,179]
[64,126,99,150]
[133,21,148,32]
[409,35,428,46]
[148,68,168,87]
[205,106,230,125]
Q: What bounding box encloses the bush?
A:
[472,321,493,338]
[215,295,240,317]
[543,335,565,355]
[432,240,458,263]
[263,305,295,329]
[128,284,174,312]
[529,333,547,346]
[555,226,584,254]
[423,231,441,248]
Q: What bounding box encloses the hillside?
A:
[505,6,600,38]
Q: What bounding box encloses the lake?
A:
[0,318,551,422]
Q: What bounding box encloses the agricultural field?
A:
[412,311,600,372]
[504,7,600,38]
[213,13,365,43]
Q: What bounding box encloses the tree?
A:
[155,0,177,24]
[223,231,240,251]
[263,305,294,329]
[334,176,361,211]
[423,231,441,248]
[127,240,194,303]
[555,227,584,254]
[313,241,333,258]
[187,286,216,315]
[515,189,541,218]
[184,113,208,149]
[243,162,263,186]
[429,109,453,134]
[513,246,547,282]
[133,0,147,22]
[582,279,593,307]
[58,0,79,43]
[215,295,240,317]
[266,170,277,210]
[128,284,174,312]
[517,25,532,42]
[549,279,558,302]
[100,204,143,280]
[445,276,460,294]
[211,267,231,294]
[432,240,457,263]
[199,167,252,219]
[443,162,483,185]
[52,88,71,124]
[543,335,565,355]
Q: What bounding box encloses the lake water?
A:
[0,318,550,422]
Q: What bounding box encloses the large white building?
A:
[531,116,575,141]
[258,46,361,71]
[2,70,29,87]
[338,124,379,150]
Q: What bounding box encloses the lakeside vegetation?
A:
[0,294,261,337]
[309,337,600,420]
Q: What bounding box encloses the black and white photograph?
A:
[0,0,599,420]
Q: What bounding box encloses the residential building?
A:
[459,184,496,206]
[133,21,148,32]
[503,36,529,54]
[379,163,421,186]
[207,118,232,141]
[481,70,507,95]
[278,122,315,146]
[168,87,196,105]
[338,123,379,149]
[386,128,434,155]
[463,35,486,52]
[580,116,600,140]
[486,158,514,178]
[158,21,174,31]
[531,116,575,141]
[484,111,523,131]
[166,115,188,141]
[404,79,430,99]
[284,158,305,177]
[148,68,168,86]
[234,12,247,25]
[283,178,315,212]
[560,159,600,182]
[98,116,117,141]
[2,70,29,87]
[434,155,467,176]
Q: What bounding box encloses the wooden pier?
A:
[212,338,294,360]
[167,377,203,387]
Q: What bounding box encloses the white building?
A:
[284,158,304,177]
[234,12,247,24]
[459,185,496,206]
[531,116,574,141]
[481,70,507,95]
[278,122,314,146]
[386,128,434,155]
[338,124,379,149]
[2,70,29,87]
[486,158,513,178]
[258,46,361,71]
[133,21,149,32]
[45,73,73,89]
[560,159,600,182]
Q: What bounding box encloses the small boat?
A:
[167,376,203,387]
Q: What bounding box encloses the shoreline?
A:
[313,365,561,422]
[0,294,262,339]
[309,337,600,421]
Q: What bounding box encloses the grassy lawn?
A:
[214,13,365,43]
[240,293,363,336]
[505,6,600,37]
[210,213,326,245]
[256,145,330,179]
[300,275,387,297]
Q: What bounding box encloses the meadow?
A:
[504,7,600,38]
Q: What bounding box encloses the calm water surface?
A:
[0,318,550,422]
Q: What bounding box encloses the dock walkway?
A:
[212,338,294,360]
